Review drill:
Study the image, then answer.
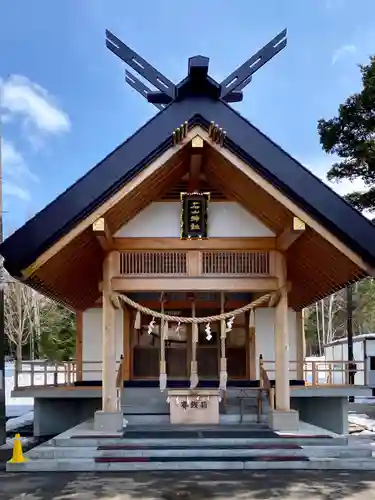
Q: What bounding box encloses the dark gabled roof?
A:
[2,95,375,278]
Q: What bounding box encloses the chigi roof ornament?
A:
[105,28,287,110]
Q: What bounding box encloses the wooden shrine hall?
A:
[2,28,375,434]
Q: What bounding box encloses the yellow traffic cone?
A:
[8,433,28,463]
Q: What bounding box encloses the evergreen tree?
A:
[38,304,76,361]
[318,56,375,214]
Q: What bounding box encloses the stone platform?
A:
[6,419,375,471]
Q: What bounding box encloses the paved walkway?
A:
[1,471,375,499]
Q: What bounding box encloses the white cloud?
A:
[332,44,357,65]
[304,156,361,194]
[0,75,70,203]
[2,139,38,201]
[3,183,30,202]
[0,75,71,135]
[3,140,38,183]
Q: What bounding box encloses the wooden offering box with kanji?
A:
[167,389,221,424]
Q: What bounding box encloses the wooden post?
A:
[76,311,83,382]
[295,310,305,380]
[248,310,256,380]
[101,251,118,413]
[122,306,131,381]
[274,251,290,411]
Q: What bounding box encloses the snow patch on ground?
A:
[0,435,40,450]
[5,363,33,417]
[349,410,375,435]
[6,411,34,433]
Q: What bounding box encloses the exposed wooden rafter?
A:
[92,217,113,251]
[276,217,306,251]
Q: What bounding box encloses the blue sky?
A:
[1,0,374,234]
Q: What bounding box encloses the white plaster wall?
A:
[115,202,275,238]
[366,339,375,357]
[324,345,334,362]
[254,308,298,380]
[82,308,123,381]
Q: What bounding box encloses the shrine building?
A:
[2,28,375,444]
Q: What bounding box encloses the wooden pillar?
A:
[248,310,256,380]
[123,306,131,381]
[274,252,290,411]
[295,310,305,380]
[101,251,118,412]
[75,311,83,382]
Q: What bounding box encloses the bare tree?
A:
[4,276,35,369]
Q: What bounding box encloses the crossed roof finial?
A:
[105,28,287,111]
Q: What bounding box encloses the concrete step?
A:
[123,414,170,424]
[7,457,375,472]
[122,413,267,424]
[27,446,372,460]
[220,414,268,424]
[53,436,349,448]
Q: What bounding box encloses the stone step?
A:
[27,443,372,460]
[53,436,349,448]
[123,414,170,424]
[220,414,268,423]
[7,457,375,472]
[122,413,267,424]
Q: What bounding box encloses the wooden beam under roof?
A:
[188,135,204,192]
[92,217,114,251]
[111,276,278,292]
[112,237,276,251]
[276,217,306,251]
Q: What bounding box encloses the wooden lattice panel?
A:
[201,251,270,276]
[119,251,188,276]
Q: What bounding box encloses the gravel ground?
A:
[1,471,375,499]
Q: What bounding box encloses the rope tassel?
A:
[159,361,167,392]
[159,300,167,392]
[219,293,227,392]
[134,311,141,330]
[190,303,199,389]
[163,320,169,340]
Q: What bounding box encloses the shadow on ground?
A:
[1,470,375,500]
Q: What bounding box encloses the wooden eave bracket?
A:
[276,216,306,251]
[92,217,113,251]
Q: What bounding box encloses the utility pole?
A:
[346,284,355,403]
[0,80,5,444]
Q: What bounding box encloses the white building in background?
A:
[324,334,375,391]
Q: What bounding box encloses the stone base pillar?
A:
[268,409,299,431]
[94,410,123,433]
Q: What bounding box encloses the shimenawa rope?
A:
[114,289,277,323]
